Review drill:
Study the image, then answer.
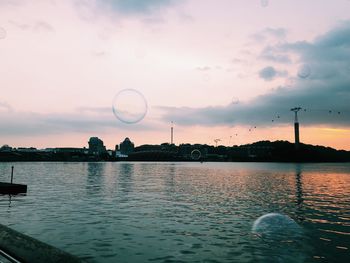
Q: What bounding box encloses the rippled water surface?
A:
[0,162,349,262]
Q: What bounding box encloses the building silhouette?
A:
[88,137,106,155]
[120,138,134,155]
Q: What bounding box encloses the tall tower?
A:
[171,121,174,145]
[290,107,302,150]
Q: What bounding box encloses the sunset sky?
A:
[0,0,350,150]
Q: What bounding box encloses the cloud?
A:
[9,20,55,33]
[72,0,182,24]
[91,50,107,57]
[103,0,175,14]
[252,27,287,42]
[196,66,211,71]
[0,108,154,136]
[260,45,291,63]
[0,101,13,113]
[265,28,287,38]
[0,0,23,7]
[34,21,55,32]
[77,0,179,16]
[159,22,350,128]
[9,20,30,30]
[259,66,287,81]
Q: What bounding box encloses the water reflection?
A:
[164,164,176,194]
[295,164,305,222]
[86,162,105,194]
[0,162,349,262]
[117,163,134,200]
[252,165,310,263]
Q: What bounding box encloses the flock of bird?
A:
[217,107,347,146]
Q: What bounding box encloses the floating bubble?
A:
[191,149,201,160]
[0,27,6,39]
[252,213,302,240]
[297,64,311,79]
[112,89,148,124]
[261,0,269,7]
[252,213,306,262]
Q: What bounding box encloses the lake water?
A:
[0,162,349,263]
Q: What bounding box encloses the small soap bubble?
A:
[112,89,148,124]
[0,27,6,39]
[261,0,269,7]
[191,149,201,160]
[297,64,311,79]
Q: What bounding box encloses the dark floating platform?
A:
[0,182,27,195]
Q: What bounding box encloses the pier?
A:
[0,224,84,263]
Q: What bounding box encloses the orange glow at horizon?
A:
[3,124,350,151]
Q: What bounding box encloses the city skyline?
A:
[0,0,350,150]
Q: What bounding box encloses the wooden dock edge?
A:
[0,224,85,263]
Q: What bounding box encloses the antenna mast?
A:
[171,121,174,145]
[290,107,302,150]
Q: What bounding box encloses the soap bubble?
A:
[252,213,302,239]
[112,89,148,124]
[0,27,6,39]
[261,0,269,7]
[191,149,201,160]
[297,64,311,79]
[252,213,306,262]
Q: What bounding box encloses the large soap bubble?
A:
[297,64,311,79]
[252,213,302,239]
[252,213,306,262]
[0,27,6,39]
[112,89,148,124]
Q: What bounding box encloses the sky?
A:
[0,0,350,150]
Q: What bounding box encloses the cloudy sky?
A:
[0,0,350,150]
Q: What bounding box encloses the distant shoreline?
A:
[1,160,349,163]
[1,140,350,163]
